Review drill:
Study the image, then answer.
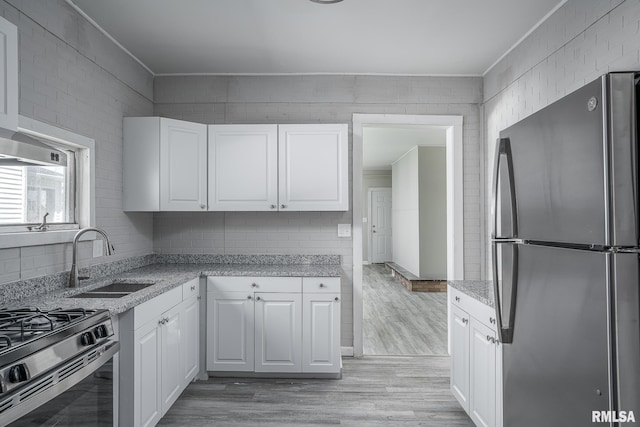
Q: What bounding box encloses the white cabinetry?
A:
[448,286,502,427]
[254,292,302,372]
[207,124,348,211]
[207,290,255,371]
[123,117,207,211]
[302,277,341,373]
[0,16,17,131]
[206,276,341,375]
[120,278,201,427]
[208,124,278,211]
[278,124,349,211]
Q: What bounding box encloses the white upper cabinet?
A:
[278,124,349,211]
[0,16,17,131]
[160,118,207,211]
[123,117,207,211]
[208,124,278,211]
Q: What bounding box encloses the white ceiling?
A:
[363,125,447,171]
[69,0,564,76]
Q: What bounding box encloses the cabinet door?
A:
[133,319,162,427]
[254,292,302,372]
[302,293,341,373]
[207,291,255,371]
[208,125,278,211]
[278,124,348,211]
[181,295,200,386]
[0,16,17,131]
[450,304,470,411]
[160,118,207,211]
[469,318,497,427]
[160,304,182,415]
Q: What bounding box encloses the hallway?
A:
[363,264,448,355]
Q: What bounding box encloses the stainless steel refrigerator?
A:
[492,72,640,426]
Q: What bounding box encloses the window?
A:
[0,144,77,232]
[0,116,94,248]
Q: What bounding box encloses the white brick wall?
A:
[154,74,484,346]
[0,0,154,284]
[483,0,640,276]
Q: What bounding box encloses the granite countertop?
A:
[447,280,495,308]
[12,262,343,316]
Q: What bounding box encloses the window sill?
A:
[0,229,94,249]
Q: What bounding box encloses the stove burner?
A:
[0,307,97,352]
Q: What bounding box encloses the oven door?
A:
[3,340,119,426]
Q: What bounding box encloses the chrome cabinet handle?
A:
[334,297,340,302]
[462,318,468,324]
[455,296,460,302]
[319,283,325,288]
[251,283,258,288]
[489,317,496,324]
[281,204,287,209]
[158,319,164,325]
[256,296,261,301]
[486,335,496,344]
[247,295,252,300]
[200,204,206,209]
[270,204,276,209]
[190,285,196,291]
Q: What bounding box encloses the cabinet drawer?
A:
[182,278,199,300]
[449,286,497,331]
[302,277,340,293]
[207,276,301,293]
[134,286,182,330]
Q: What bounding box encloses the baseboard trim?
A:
[341,346,354,357]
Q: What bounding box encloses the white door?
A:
[302,293,341,373]
[278,124,348,211]
[254,292,302,372]
[469,318,497,427]
[208,124,278,211]
[160,118,208,211]
[134,320,162,427]
[450,304,470,412]
[181,295,200,386]
[369,188,392,263]
[160,304,182,415]
[207,291,255,371]
[0,17,17,131]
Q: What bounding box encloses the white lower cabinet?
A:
[302,293,341,373]
[448,286,502,427]
[120,278,201,427]
[207,291,255,371]
[254,292,302,372]
[206,276,341,375]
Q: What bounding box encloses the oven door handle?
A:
[0,340,120,426]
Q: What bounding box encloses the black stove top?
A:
[0,308,98,352]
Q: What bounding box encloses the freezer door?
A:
[502,244,611,427]
[612,252,640,415]
[500,77,607,245]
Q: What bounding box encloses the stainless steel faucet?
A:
[69,227,115,288]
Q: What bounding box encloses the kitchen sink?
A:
[67,282,155,299]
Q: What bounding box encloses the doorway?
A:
[352,114,464,357]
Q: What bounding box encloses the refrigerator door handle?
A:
[492,241,518,344]
[491,137,518,239]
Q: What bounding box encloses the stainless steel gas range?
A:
[0,307,119,426]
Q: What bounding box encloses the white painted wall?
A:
[418,147,447,279]
[362,171,392,263]
[0,0,153,284]
[391,147,447,278]
[391,148,420,276]
[483,0,640,276]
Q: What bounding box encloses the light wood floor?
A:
[363,264,448,355]
[159,356,472,426]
